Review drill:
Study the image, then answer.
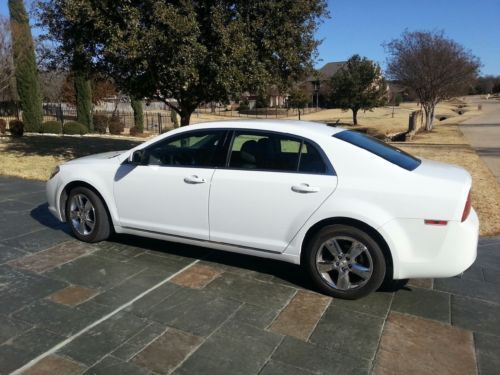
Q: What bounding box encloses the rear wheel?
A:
[66,186,111,243]
[304,224,386,299]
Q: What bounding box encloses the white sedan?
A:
[46,120,479,299]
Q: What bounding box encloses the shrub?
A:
[0,119,6,134]
[129,126,143,136]
[42,120,62,134]
[239,101,249,111]
[93,114,109,134]
[108,115,125,135]
[9,119,24,137]
[63,121,88,135]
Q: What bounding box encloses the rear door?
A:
[209,130,338,253]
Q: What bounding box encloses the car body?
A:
[46,120,479,299]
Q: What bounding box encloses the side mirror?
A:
[128,150,145,164]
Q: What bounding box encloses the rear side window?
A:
[333,130,421,171]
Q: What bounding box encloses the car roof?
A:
[183,119,345,138]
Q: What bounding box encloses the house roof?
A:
[307,61,347,82]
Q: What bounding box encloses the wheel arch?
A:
[60,180,114,228]
[300,217,394,278]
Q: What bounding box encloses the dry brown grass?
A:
[0,135,142,181]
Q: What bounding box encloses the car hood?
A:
[64,150,126,165]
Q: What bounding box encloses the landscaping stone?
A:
[474,332,500,375]
[0,315,32,345]
[407,278,433,289]
[171,263,222,289]
[434,276,500,304]
[148,287,241,337]
[451,295,500,335]
[374,312,476,375]
[175,320,282,375]
[84,355,149,375]
[22,354,85,375]
[309,304,385,360]
[59,312,149,366]
[204,271,296,310]
[45,255,147,289]
[269,290,330,340]
[391,287,450,323]
[271,336,371,374]
[48,285,98,307]
[8,241,95,273]
[112,322,167,361]
[132,328,204,374]
[329,290,393,318]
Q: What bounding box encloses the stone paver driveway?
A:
[0,175,499,375]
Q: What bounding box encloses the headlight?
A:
[49,165,60,180]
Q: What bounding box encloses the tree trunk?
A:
[352,108,358,125]
[423,103,435,131]
[180,112,191,126]
[130,97,144,132]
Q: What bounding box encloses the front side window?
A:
[228,131,329,174]
[145,130,226,167]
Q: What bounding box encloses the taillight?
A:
[461,191,471,222]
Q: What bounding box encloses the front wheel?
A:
[66,186,111,243]
[303,224,386,299]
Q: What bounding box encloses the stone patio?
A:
[0,175,498,374]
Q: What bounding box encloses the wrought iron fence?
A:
[1,101,322,134]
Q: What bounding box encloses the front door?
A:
[114,129,228,240]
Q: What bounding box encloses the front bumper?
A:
[46,175,64,222]
[380,209,479,279]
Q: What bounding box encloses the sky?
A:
[315,0,500,75]
[1,0,499,75]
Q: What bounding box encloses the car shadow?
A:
[30,203,71,233]
[30,203,410,295]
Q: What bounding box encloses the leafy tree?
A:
[385,31,480,131]
[330,55,387,125]
[0,17,15,99]
[8,0,43,131]
[130,97,144,132]
[287,87,310,120]
[36,0,328,126]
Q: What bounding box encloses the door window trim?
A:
[131,129,231,169]
[224,129,336,176]
[127,127,335,175]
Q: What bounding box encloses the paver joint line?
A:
[9,258,201,375]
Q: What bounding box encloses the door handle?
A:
[184,175,207,184]
[291,183,320,193]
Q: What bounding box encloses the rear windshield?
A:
[333,130,421,171]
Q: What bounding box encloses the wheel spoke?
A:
[76,195,84,210]
[324,239,342,257]
[84,200,93,213]
[350,263,371,279]
[336,271,351,290]
[85,219,95,231]
[317,261,335,273]
[347,242,365,259]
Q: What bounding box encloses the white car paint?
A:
[46,120,479,280]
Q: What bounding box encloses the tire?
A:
[303,224,386,299]
[66,186,111,243]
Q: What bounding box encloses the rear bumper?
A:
[380,209,479,279]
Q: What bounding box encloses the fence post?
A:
[158,112,162,134]
[58,103,64,125]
